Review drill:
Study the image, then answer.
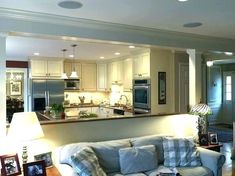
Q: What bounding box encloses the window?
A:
[225,76,232,101]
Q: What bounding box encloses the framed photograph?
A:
[0,154,21,176]
[10,82,21,96]
[208,132,218,145]
[199,133,209,146]
[34,152,53,168]
[23,160,46,176]
[158,72,166,104]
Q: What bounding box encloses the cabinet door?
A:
[133,53,150,78]
[31,60,47,77]
[81,63,97,91]
[123,58,133,91]
[97,63,107,91]
[110,61,123,84]
[64,61,81,78]
[47,60,63,77]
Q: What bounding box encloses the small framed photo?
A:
[23,160,46,176]
[199,133,208,146]
[208,132,218,145]
[34,152,53,168]
[0,154,21,176]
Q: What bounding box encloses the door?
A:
[46,80,64,106]
[223,72,235,124]
[32,79,47,111]
[179,63,189,113]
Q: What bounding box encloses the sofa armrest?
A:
[197,147,225,176]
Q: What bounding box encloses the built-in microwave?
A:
[64,79,80,90]
[133,79,151,114]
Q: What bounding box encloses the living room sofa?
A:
[54,134,225,176]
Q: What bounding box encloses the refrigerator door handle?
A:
[47,91,50,106]
[44,91,47,106]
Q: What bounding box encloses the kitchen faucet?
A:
[119,95,129,106]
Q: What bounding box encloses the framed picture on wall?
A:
[10,81,21,96]
[158,72,166,104]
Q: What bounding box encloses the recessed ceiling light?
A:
[129,45,135,49]
[183,22,202,28]
[115,52,120,55]
[100,56,105,59]
[69,54,74,58]
[177,0,188,2]
[225,52,233,56]
[206,61,213,67]
[33,52,39,56]
[58,0,83,9]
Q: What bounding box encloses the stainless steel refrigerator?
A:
[31,79,64,111]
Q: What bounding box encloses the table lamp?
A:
[7,112,44,164]
[189,103,212,135]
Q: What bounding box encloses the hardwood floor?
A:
[221,142,235,176]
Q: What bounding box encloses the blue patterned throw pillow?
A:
[163,137,201,167]
[71,146,106,176]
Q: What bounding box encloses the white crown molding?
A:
[0,7,235,52]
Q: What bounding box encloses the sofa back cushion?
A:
[71,146,106,176]
[163,137,201,167]
[130,135,164,164]
[90,139,131,173]
[119,145,158,174]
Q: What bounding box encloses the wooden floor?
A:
[221,142,235,176]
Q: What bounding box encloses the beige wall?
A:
[150,49,175,114]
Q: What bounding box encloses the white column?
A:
[187,49,202,107]
[0,33,6,138]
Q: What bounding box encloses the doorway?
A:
[6,68,28,123]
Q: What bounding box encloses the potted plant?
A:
[51,103,64,118]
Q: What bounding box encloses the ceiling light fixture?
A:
[70,44,78,79]
[206,61,213,67]
[69,54,74,58]
[33,52,39,56]
[61,49,68,79]
[115,52,120,55]
[183,22,202,28]
[58,0,83,9]
[177,0,188,2]
[100,56,105,59]
[129,45,135,49]
[225,52,233,56]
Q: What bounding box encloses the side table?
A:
[199,143,223,152]
[46,166,61,176]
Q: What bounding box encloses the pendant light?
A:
[61,49,68,79]
[70,44,78,78]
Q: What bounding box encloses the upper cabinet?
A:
[133,52,150,78]
[123,58,133,91]
[64,60,81,78]
[97,63,108,92]
[30,59,63,78]
[109,60,123,84]
[81,63,97,91]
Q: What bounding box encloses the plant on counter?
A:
[51,103,64,118]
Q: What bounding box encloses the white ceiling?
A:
[2,0,235,60]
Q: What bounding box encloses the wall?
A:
[150,49,175,114]
[174,52,189,112]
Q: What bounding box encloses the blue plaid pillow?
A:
[71,147,106,176]
[163,137,201,167]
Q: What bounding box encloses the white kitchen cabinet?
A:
[97,63,108,91]
[31,59,63,78]
[109,61,123,84]
[64,61,81,78]
[81,63,97,91]
[123,58,133,91]
[133,52,150,78]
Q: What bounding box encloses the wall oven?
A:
[133,79,151,114]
